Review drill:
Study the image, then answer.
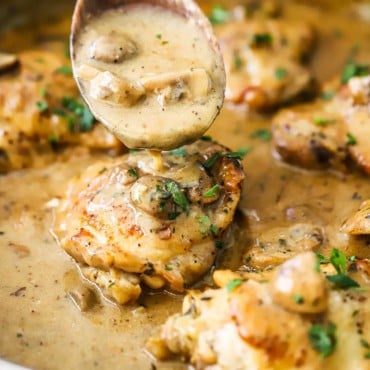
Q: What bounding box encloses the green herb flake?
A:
[225,147,252,160]
[233,53,243,70]
[165,180,189,212]
[361,339,370,349]
[316,253,330,264]
[214,240,224,249]
[326,274,360,289]
[321,91,335,100]
[169,148,186,157]
[36,101,48,112]
[201,135,212,141]
[348,255,357,262]
[156,34,162,39]
[168,212,181,220]
[108,282,115,288]
[39,88,47,98]
[128,168,138,178]
[245,256,252,263]
[275,68,287,80]
[203,184,220,198]
[203,152,221,169]
[226,279,243,293]
[308,322,337,358]
[56,66,73,76]
[209,224,219,234]
[313,117,336,126]
[165,265,173,271]
[250,129,272,141]
[293,294,304,304]
[99,167,108,174]
[341,62,370,84]
[346,133,357,146]
[330,248,347,274]
[161,41,169,46]
[209,5,229,25]
[48,134,59,145]
[251,33,273,47]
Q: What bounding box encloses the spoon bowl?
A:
[70,0,226,150]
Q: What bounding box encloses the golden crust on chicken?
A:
[148,252,370,370]
[54,139,245,304]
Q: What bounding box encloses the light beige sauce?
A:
[1,1,370,369]
[74,4,225,150]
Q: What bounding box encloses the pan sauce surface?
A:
[1,1,370,369]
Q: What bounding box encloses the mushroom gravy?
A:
[1,1,370,369]
[73,3,225,150]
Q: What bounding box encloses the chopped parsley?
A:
[226,279,243,292]
[208,5,229,25]
[316,253,330,264]
[165,180,189,212]
[250,129,271,141]
[233,52,243,70]
[156,34,162,40]
[209,224,219,234]
[341,62,370,84]
[168,148,186,157]
[36,101,48,112]
[55,66,73,76]
[203,152,221,169]
[214,240,223,249]
[251,33,273,47]
[48,134,59,146]
[198,215,210,234]
[225,147,251,160]
[321,91,335,100]
[61,97,95,132]
[326,274,360,289]
[293,294,304,304]
[313,117,336,126]
[128,168,138,178]
[201,135,212,141]
[168,212,181,220]
[165,265,173,271]
[308,322,337,358]
[99,167,108,174]
[39,88,47,98]
[346,133,357,146]
[203,184,220,198]
[330,248,347,274]
[275,68,287,80]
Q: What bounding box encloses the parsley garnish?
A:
[156,34,162,39]
[208,5,229,25]
[313,117,336,126]
[341,62,369,84]
[99,167,107,174]
[168,148,186,157]
[214,240,223,249]
[61,97,95,132]
[330,248,346,274]
[308,322,337,358]
[36,101,48,112]
[250,129,271,141]
[275,68,287,80]
[128,168,138,178]
[203,152,221,169]
[56,66,73,76]
[346,133,357,146]
[209,224,219,234]
[326,274,360,289]
[226,279,243,292]
[201,135,212,141]
[165,180,189,212]
[251,33,273,47]
[321,91,335,100]
[203,184,220,198]
[165,265,173,271]
[233,52,243,70]
[39,88,47,98]
[293,294,304,304]
[225,147,251,160]
[316,253,330,264]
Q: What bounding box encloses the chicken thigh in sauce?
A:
[54,139,244,304]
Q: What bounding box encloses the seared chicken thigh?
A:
[0,49,122,172]
[54,139,245,304]
[216,17,315,109]
[148,252,370,370]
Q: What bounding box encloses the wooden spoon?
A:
[70,0,225,150]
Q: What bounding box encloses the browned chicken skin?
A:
[148,252,370,370]
[216,15,315,110]
[54,139,245,304]
[0,49,123,172]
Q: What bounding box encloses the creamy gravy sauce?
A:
[1,1,370,369]
[74,4,225,149]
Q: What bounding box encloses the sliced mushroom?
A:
[0,52,18,73]
[270,252,328,314]
[341,199,370,235]
[89,32,137,63]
